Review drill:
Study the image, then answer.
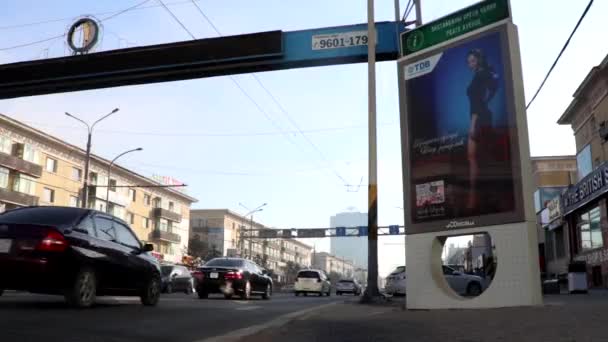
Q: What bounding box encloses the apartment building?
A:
[189,209,313,280]
[312,252,356,278]
[0,114,197,263]
[557,53,608,287]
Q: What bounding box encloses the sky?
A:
[0,0,605,276]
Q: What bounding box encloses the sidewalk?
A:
[246,293,608,342]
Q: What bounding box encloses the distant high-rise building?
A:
[330,211,368,268]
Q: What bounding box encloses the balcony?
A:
[149,229,181,243]
[0,152,42,177]
[151,207,182,223]
[0,187,38,206]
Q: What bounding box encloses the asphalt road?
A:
[0,291,356,342]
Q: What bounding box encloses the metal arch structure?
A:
[240,225,405,239]
[0,21,404,99]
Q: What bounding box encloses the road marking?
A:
[197,302,337,342]
[235,306,261,311]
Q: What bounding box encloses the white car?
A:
[385,265,485,297]
[294,269,331,297]
[385,266,406,296]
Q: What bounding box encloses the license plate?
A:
[210,272,218,279]
[0,239,12,253]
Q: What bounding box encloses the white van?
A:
[294,269,331,297]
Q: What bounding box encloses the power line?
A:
[188,0,352,186]
[526,0,594,110]
[0,0,203,31]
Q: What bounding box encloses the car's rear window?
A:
[0,207,86,227]
[204,259,244,267]
[297,271,320,278]
[339,280,354,283]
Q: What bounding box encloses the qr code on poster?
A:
[415,180,445,207]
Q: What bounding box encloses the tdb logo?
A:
[413,60,431,72]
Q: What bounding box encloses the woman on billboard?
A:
[466,48,498,211]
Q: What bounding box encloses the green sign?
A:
[401,0,510,56]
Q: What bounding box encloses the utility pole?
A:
[363,0,380,302]
[239,202,267,260]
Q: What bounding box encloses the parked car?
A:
[193,257,272,300]
[161,264,194,294]
[384,265,485,297]
[0,206,161,308]
[336,279,362,296]
[385,266,406,296]
[294,269,331,297]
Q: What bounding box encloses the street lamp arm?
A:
[110,147,142,166]
[65,112,90,131]
[91,108,119,130]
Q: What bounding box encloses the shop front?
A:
[562,162,608,288]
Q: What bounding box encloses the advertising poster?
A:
[402,26,524,233]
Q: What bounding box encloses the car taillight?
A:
[36,230,68,252]
[225,271,243,280]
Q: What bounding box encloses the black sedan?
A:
[193,257,272,300]
[0,206,162,308]
[161,264,194,294]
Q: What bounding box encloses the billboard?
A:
[399,24,525,234]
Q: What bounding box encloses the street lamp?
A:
[239,202,267,259]
[105,147,143,214]
[65,108,119,208]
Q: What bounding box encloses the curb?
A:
[197,302,337,342]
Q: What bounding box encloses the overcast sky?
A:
[0,0,604,276]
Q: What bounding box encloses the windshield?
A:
[161,266,173,276]
[204,259,244,268]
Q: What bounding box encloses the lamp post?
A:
[239,202,267,259]
[65,108,119,208]
[105,147,143,214]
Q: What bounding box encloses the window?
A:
[89,172,98,185]
[108,178,117,192]
[126,212,135,225]
[45,157,57,173]
[69,196,80,207]
[144,194,151,206]
[94,217,116,241]
[71,167,82,181]
[114,221,141,249]
[0,136,11,154]
[128,188,136,202]
[42,188,55,203]
[22,144,38,164]
[77,217,96,236]
[0,207,85,226]
[169,201,174,211]
[159,218,168,231]
[555,227,566,259]
[0,167,8,189]
[153,197,161,208]
[143,217,150,229]
[579,206,603,251]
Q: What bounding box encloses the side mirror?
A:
[142,243,154,252]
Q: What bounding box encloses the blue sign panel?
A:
[389,225,400,235]
[336,227,346,237]
[358,226,368,236]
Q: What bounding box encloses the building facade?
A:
[189,209,313,281]
[0,114,197,264]
[531,156,577,277]
[558,54,608,287]
[329,211,368,268]
[312,251,356,279]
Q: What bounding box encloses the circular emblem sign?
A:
[406,30,425,53]
[67,18,100,54]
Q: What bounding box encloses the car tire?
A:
[65,267,96,309]
[240,281,251,300]
[165,283,172,294]
[336,291,341,296]
[197,290,208,299]
[140,275,161,306]
[262,283,272,300]
[318,292,323,297]
[295,291,300,297]
[326,290,331,297]
[304,292,308,297]
[185,285,193,295]
[224,294,233,300]
[467,282,482,296]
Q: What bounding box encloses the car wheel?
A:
[197,290,208,299]
[262,283,272,300]
[318,292,323,297]
[467,282,482,296]
[295,291,300,297]
[336,291,341,296]
[140,275,161,306]
[326,290,331,297]
[304,292,308,297]
[240,281,251,300]
[224,294,233,300]
[165,283,172,294]
[65,268,96,309]
[185,285,193,295]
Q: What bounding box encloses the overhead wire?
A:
[188,0,352,186]
[526,0,594,110]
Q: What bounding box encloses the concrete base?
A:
[406,221,543,309]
